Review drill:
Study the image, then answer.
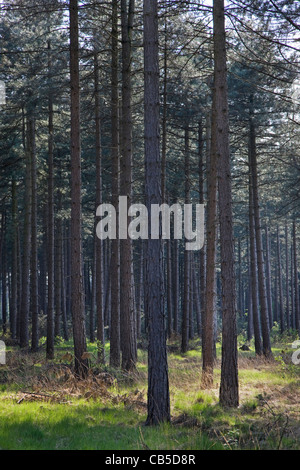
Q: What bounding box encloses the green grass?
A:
[0,334,299,450]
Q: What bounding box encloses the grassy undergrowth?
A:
[0,333,299,450]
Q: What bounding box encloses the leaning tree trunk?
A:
[213,0,239,408]
[144,0,170,426]
[69,0,88,378]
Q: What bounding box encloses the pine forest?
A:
[0,0,299,452]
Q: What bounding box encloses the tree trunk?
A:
[20,116,32,349]
[120,0,136,371]
[265,225,273,329]
[285,222,290,331]
[11,179,18,339]
[46,43,55,360]
[249,118,272,358]
[277,226,285,333]
[30,117,39,352]
[144,0,170,426]
[293,221,299,334]
[94,47,105,364]
[213,0,239,408]
[69,0,88,378]
[181,125,190,354]
[201,90,217,390]
[109,0,121,369]
[249,148,263,355]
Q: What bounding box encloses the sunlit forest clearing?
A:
[0,333,299,450]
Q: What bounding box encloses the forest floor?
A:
[0,333,299,450]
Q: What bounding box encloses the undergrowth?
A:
[0,334,299,450]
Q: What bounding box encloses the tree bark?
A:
[249,118,272,358]
[69,0,88,377]
[181,125,190,354]
[144,0,170,426]
[30,117,39,352]
[120,0,136,371]
[109,0,121,368]
[20,115,32,349]
[213,0,239,407]
[293,221,299,334]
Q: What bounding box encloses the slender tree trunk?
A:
[265,225,273,329]
[144,0,170,425]
[172,239,179,334]
[1,212,7,335]
[293,221,299,334]
[110,0,121,368]
[55,184,63,338]
[201,84,217,390]
[285,222,290,331]
[94,47,105,364]
[249,152,263,355]
[213,0,239,408]
[20,116,32,349]
[290,244,295,330]
[277,226,285,333]
[11,179,18,339]
[181,126,190,354]
[198,120,205,338]
[120,0,136,371]
[46,43,55,360]
[30,117,39,352]
[69,0,88,377]
[249,118,272,358]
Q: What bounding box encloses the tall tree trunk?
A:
[285,222,290,331]
[293,221,299,334]
[213,0,239,408]
[69,0,88,377]
[201,90,217,390]
[1,211,7,335]
[11,179,18,339]
[120,0,136,371]
[30,117,39,352]
[20,116,32,349]
[181,125,190,354]
[249,117,272,358]
[144,0,170,426]
[55,183,63,338]
[172,239,179,334]
[198,120,205,338]
[46,43,55,360]
[109,0,121,368]
[249,149,263,355]
[265,225,273,329]
[277,226,285,333]
[94,47,105,364]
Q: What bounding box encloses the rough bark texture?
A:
[20,116,32,349]
[69,0,88,378]
[120,0,136,371]
[213,0,239,408]
[249,119,272,358]
[144,0,170,426]
[249,166,263,355]
[109,0,121,368]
